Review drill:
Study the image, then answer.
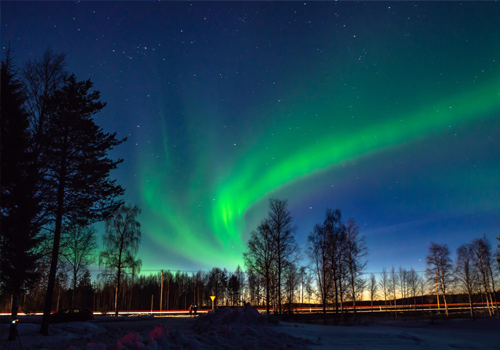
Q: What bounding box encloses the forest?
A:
[1,49,500,341]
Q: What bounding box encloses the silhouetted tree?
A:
[471,237,498,317]
[407,268,419,309]
[228,275,240,306]
[207,268,220,308]
[398,267,407,309]
[60,223,98,308]
[219,268,229,306]
[324,208,343,319]
[234,265,246,305]
[283,263,300,312]
[378,267,389,306]
[268,198,299,314]
[98,204,142,317]
[368,273,377,311]
[343,218,367,321]
[17,51,69,330]
[75,270,93,309]
[455,243,479,319]
[426,243,453,317]
[244,221,275,315]
[41,74,126,335]
[297,266,311,304]
[0,50,46,340]
[246,269,260,306]
[417,275,426,307]
[307,223,330,325]
[389,266,399,318]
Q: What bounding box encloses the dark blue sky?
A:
[3,1,500,274]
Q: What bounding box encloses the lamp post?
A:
[160,269,163,316]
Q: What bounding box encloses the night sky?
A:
[3,1,500,275]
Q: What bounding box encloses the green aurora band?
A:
[141,75,500,269]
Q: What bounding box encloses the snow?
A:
[278,318,500,350]
[1,306,499,350]
[190,303,311,349]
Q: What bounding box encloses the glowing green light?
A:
[141,74,499,268]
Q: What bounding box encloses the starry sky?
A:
[3,1,500,276]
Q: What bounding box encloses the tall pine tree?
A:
[40,74,126,335]
[1,50,46,340]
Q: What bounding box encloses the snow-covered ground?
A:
[1,307,499,350]
[278,318,500,350]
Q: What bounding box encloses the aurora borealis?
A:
[3,1,500,274]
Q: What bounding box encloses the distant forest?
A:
[1,49,499,338]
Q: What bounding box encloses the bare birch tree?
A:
[426,243,454,317]
[99,204,142,317]
[398,267,407,310]
[344,218,367,321]
[324,208,343,319]
[378,267,389,306]
[369,273,377,320]
[60,223,98,308]
[418,275,427,308]
[244,220,275,315]
[455,243,479,319]
[307,223,330,325]
[407,268,418,308]
[389,266,399,318]
[267,198,299,315]
[471,237,498,317]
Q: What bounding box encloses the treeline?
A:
[4,195,496,326]
[427,238,499,318]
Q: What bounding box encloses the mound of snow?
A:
[64,304,311,350]
[193,302,275,333]
[192,303,311,350]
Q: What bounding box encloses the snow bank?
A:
[192,303,311,349]
[193,302,276,332]
[63,303,311,350]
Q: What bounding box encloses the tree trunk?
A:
[487,265,499,317]
[468,290,475,319]
[8,292,20,340]
[115,267,121,317]
[129,276,133,311]
[71,268,77,309]
[333,266,339,320]
[266,270,270,315]
[351,271,356,321]
[322,268,327,325]
[394,292,397,319]
[371,297,374,323]
[277,255,281,315]
[339,278,344,319]
[160,270,163,315]
[41,156,67,335]
[443,296,449,317]
[483,282,492,316]
[57,285,61,312]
